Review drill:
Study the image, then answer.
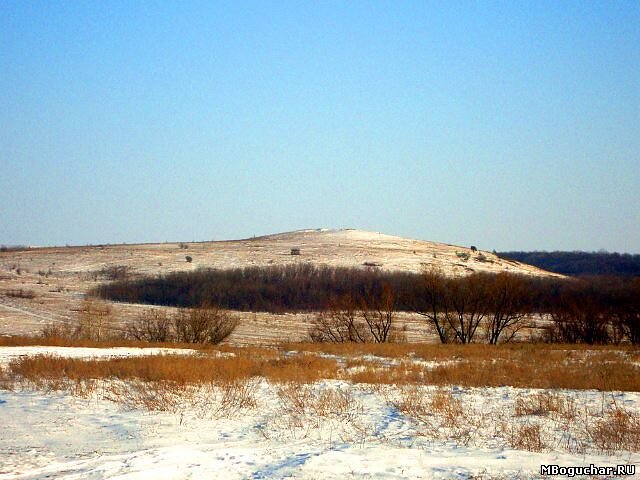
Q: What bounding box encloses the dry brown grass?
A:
[389,385,640,454]
[390,386,482,445]
[282,341,419,358]
[587,401,640,453]
[1,351,340,387]
[509,423,545,452]
[3,342,638,391]
[2,342,640,455]
[285,340,639,361]
[422,355,640,391]
[514,392,564,416]
[104,379,258,418]
[276,383,361,421]
[336,344,640,391]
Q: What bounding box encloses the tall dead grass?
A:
[2,343,639,391]
[2,351,340,387]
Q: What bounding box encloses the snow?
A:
[0,346,197,365]
[1,347,639,479]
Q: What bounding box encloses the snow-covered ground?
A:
[0,346,197,365]
[1,347,639,479]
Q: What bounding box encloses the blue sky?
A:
[1,1,638,252]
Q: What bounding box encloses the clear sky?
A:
[1,1,638,252]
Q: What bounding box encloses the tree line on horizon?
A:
[498,250,640,277]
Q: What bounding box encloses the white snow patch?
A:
[0,346,197,365]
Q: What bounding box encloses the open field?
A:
[1,343,639,479]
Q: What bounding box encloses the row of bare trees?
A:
[414,269,640,345]
[310,269,640,345]
[413,269,531,344]
[546,277,640,345]
[309,285,403,343]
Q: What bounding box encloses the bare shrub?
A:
[509,423,545,452]
[613,278,640,345]
[174,306,238,344]
[430,388,464,428]
[310,286,402,344]
[77,299,116,341]
[41,321,78,339]
[102,265,130,281]
[444,274,491,344]
[127,309,173,342]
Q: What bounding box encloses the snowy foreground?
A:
[1,347,639,479]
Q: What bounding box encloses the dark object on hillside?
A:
[363,262,382,268]
[0,245,29,252]
[470,246,477,252]
[498,251,640,277]
[185,256,192,263]
[100,265,129,281]
[3,289,36,299]
[290,248,301,255]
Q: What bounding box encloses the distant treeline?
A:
[94,264,421,312]
[499,251,640,277]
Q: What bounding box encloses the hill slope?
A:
[0,228,559,338]
[3,228,560,279]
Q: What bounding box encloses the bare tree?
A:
[486,273,531,344]
[444,274,491,344]
[77,299,114,341]
[309,295,370,343]
[361,284,397,343]
[549,285,611,344]
[612,278,640,345]
[412,267,452,343]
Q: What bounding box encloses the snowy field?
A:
[1,346,639,479]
